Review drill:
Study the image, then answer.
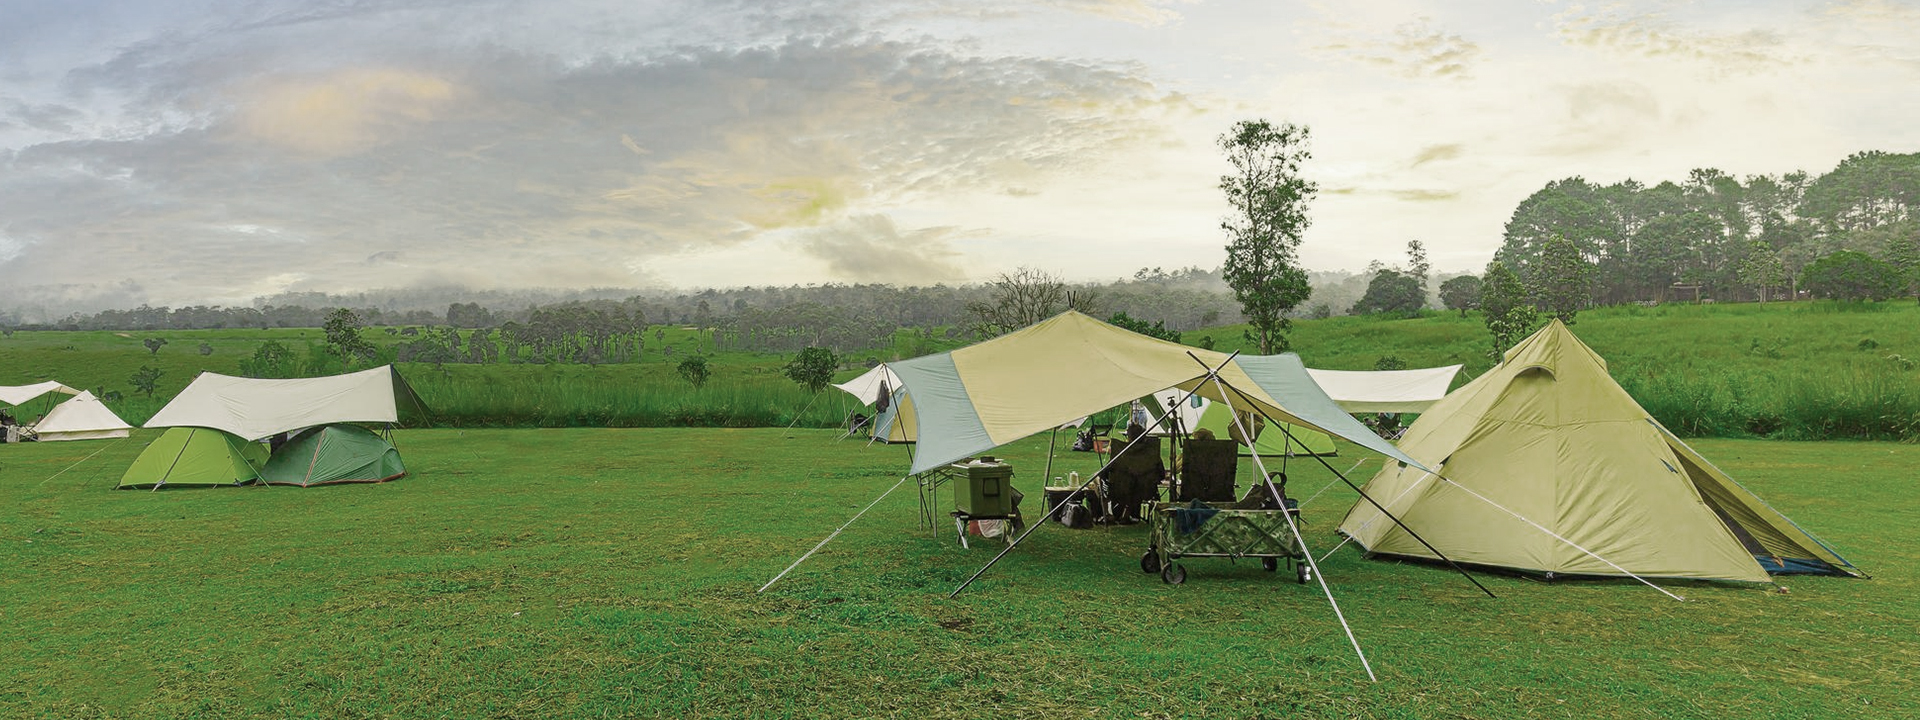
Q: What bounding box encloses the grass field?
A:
[5,299,1918,439]
[4,429,1914,719]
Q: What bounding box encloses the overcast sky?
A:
[3,0,1917,313]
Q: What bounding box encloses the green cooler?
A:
[953,457,1015,516]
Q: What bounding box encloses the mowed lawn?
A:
[3,429,1915,719]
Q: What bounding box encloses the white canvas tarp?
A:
[144,366,423,441]
[1,381,80,406]
[1305,365,1461,414]
[831,364,904,406]
[31,391,133,441]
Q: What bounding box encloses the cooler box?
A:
[953,457,1015,516]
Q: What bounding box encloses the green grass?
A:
[5,300,1919,439]
[3,430,1915,718]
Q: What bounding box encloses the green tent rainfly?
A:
[259,424,407,487]
[118,427,269,489]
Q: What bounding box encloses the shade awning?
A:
[143,365,426,441]
[1,381,81,406]
[1306,365,1463,414]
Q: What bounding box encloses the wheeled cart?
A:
[1140,498,1310,585]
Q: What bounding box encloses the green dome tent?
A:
[118,427,268,489]
[259,424,407,487]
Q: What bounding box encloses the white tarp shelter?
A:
[144,366,426,441]
[1305,365,1462,414]
[1,381,80,407]
[31,391,133,441]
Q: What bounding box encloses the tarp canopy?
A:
[118,427,267,489]
[144,365,427,441]
[260,424,407,486]
[1144,389,1335,455]
[832,364,904,406]
[30,391,133,441]
[1306,365,1462,414]
[0,381,79,407]
[886,312,1423,475]
[1337,320,1861,582]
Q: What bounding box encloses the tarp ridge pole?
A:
[1430,476,1686,602]
[758,473,915,594]
[1199,368,1375,682]
[946,356,1237,599]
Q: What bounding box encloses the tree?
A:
[1439,275,1482,316]
[1350,269,1425,317]
[1882,229,1920,304]
[240,340,298,378]
[198,342,214,356]
[1105,311,1181,343]
[1481,261,1539,359]
[1735,240,1789,303]
[322,308,376,365]
[965,267,1095,334]
[782,347,839,394]
[1801,251,1902,301]
[1219,119,1316,353]
[1405,239,1431,304]
[1532,236,1594,324]
[677,355,710,389]
[129,365,164,399]
[143,337,168,355]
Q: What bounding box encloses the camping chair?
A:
[1100,435,1163,523]
[1177,438,1238,502]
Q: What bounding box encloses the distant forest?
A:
[8,150,1915,355]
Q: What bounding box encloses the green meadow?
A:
[4,300,1919,440]
[2,429,1914,719]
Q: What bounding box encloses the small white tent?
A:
[30,391,133,441]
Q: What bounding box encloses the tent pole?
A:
[947,359,1236,600]
[1201,371,1378,681]
[759,473,916,593]
[1042,427,1058,486]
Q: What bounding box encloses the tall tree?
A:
[1405,239,1431,306]
[1883,229,1920,304]
[1219,119,1316,353]
[1532,236,1594,324]
[322,308,376,365]
[1481,261,1538,359]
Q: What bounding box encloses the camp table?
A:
[1140,498,1311,585]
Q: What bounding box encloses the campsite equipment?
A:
[1339,320,1864,582]
[953,457,1015,516]
[259,424,407,486]
[30,391,133,442]
[118,427,268,489]
[1175,438,1238,502]
[1,381,81,436]
[1143,487,1308,585]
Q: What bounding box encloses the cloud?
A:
[1317,17,1482,79]
[1553,6,1802,74]
[793,214,967,284]
[0,31,1183,309]
[1410,143,1463,168]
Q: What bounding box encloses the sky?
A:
[2,0,1918,315]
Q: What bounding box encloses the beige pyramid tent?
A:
[1338,320,1860,583]
[30,391,133,441]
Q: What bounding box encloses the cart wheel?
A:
[1161,563,1187,585]
[1140,551,1161,574]
[1296,562,1312,585]
[1262,557,1279,572]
